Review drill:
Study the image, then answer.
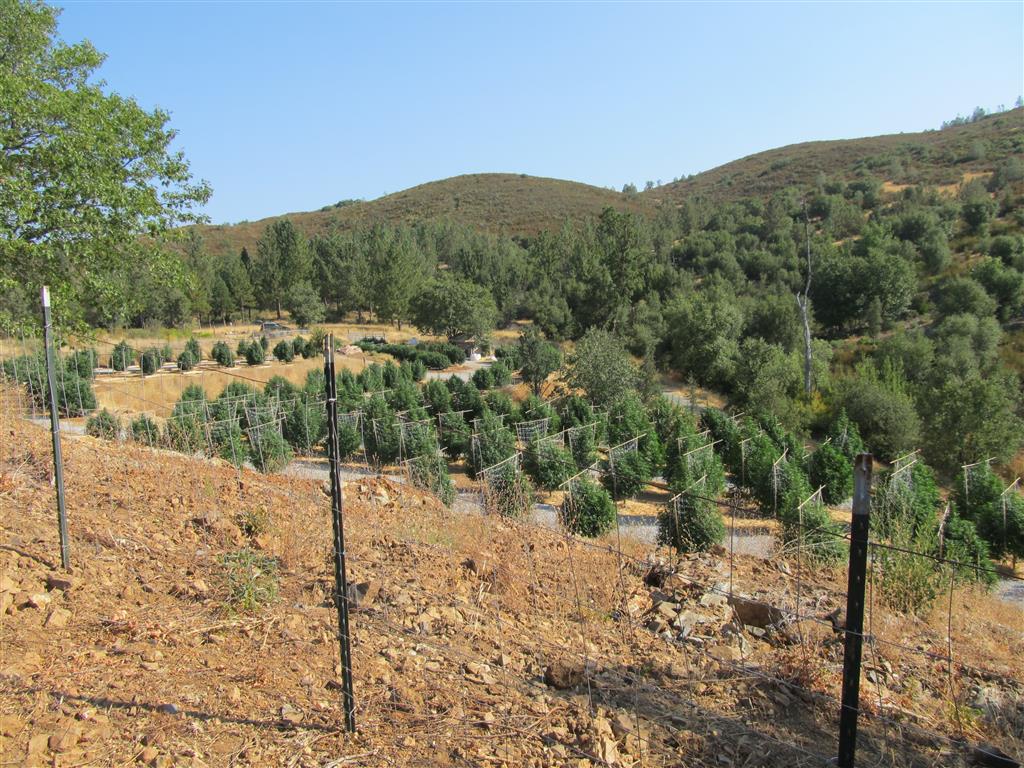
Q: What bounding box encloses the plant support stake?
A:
[40,286,71,570]
[324,334,357,733]
[838,453,872,767]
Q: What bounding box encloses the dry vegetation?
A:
[1,402,1021,767]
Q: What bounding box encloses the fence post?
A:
[323,333,356,733]
[838,452,872,767]
[40,286,71,571]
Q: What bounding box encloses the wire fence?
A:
[2,323,1022,768]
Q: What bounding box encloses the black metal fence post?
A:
[324,333,357,733]
[838,452,872,767]
[41,286,71,570]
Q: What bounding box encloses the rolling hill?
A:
[197,173,657,257]
[196,109,1023,257]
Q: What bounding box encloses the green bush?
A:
[780,496,845,565]
[130,414,160,446]
[472,366,494,390]
[184,338,201,363]
[358,364,385,392]
[283,398,326,453]
[665,441,726,500]
[467,409,516,479]
[244,341,265,366]
[111,341,135,371]
[264,375,298,401]
[176,349,197,371]
[141,348,161,375]
[362,395,401,464]
[601,449,651,500]
[247,424,292,473]
[337,419,362,458]
[86,408,120,440]
[524,440,576,491]
[273,339,294,362]
[482,462,533,518]
[166,413,207,455]
[259,335,269,351]
[216,423,247,467]
[560,477,616,537]
[439,411,470,460]
[408,453,456,507]
[808,442,852,505]
[490,360,512,387]
[211,341,235,367]
[568,423,598,470]
[943,511,997,586]
[423,380,452,414]
[65,348,97,379]
[658,495,725,554]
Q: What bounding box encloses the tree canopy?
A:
[0,0,210,328]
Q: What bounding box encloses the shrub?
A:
[808,442,852,505]
[165,413,207,455]
[184,338,201,362]
[601,449,651,500]
[337,419,362,459]
[568,423,598,470]
[524,440,576,491]
[259,335,269,351]
[176,349,197,371]
[423,380,452,414]
[236,339,250,357]
[490,361,512,387]
[264,375,298,401]
[471,366,494,390]
[65,348,97,379]
[283,399,326,453]
[877,511,943,614]
[216,423,247,467]
[291,336,306,358]
[359,364,385,392]
[247,424,292,473]
[658,495,724,553]
[160,343,173,363]
[221,548,279,612]
[362,395,401,464]
[943,511,998,586]
[560,477,616,537]
[111,341,135,371]
[236,508,270,538]
[439,411,471,460]
[211,341,235,367]
[481,462,533,518]
[130,414,160,446]
[665,441,726,500]
[86,408,119,440]
[141,348,161,375]
[780,495,844,565]
[408,453,456,507]
[244,341,265,366]
[50,371,96,417]
[467,410,516,479]
[273,339,294,362]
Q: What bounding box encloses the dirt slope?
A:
[1,410,1021,767]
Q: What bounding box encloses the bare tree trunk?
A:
[797,204,814,396]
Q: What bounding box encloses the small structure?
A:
[450,334,481,361]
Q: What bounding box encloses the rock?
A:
[0,571,17,593]
[610,712,635,739]
[227,686,241,703]
[645,616,669,635]
[544,661,584,690]
[48,720,81,752]
[44,607,72,628]
[210,734,246,757]
[19,591,51,609]
[729,595,785,629]
[45,572,74,592]
[139,746,159,763]
[346,581,380,609]
[776,560,793,575]
[156,703,179,715]
[280,704,303,725]
[141,648,164,663]
[654,601,680,621]
[698,591,727,609]
[0,714,23,737]
[708,644,741,663]
[673,611,699,637]
[28,733,50,755]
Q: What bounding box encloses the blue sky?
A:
[57,1,1024,225]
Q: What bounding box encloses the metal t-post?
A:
[324,334,356,732]
[838,453,872,767]
[40,286,71,570]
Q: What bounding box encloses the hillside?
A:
[198,174,656,257]
[2,406,1023,766]
[647,109,1024,205]
[196,111,1024,259]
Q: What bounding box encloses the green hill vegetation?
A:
[197,173,657,258]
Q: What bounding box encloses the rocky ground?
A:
[1,405,1021,767]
